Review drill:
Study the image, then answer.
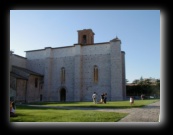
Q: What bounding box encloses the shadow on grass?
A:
[16,99,159,110]
[16,105,69,110]
[16,104,146,110]
[21,101,82,105]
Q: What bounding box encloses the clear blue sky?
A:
[10,10,160,83]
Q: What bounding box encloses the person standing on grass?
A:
[92,92,97,104]
[100,93,105,103]
[10,101,17,117]
[103,93,107,104]
[130,96,134,106]
[141,94,144,100]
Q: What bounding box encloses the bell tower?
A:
[77,29,95,45]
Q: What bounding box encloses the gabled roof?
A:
[13,54,27,59]
[12,65,44,77]
[10,72,28,80]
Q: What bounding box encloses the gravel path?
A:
[96,101,160,122]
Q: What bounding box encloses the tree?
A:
[127,77,160,97]
[156,79,160,86]
[132,79,139,84]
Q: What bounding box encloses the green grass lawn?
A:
[10,99,159,122]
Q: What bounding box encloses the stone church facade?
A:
[10,29,126,103]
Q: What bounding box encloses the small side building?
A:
[10,52,44,103]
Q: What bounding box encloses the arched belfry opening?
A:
[60,88,66,102]
[78,29,95,45]
[82,35,87,44]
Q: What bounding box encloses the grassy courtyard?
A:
[10,99,159,122]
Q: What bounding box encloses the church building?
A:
[10,29,126,103]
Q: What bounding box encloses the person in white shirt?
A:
[130,96,134,105]
[92,92,97,104]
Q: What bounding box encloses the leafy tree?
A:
[132,79,139,84]
[126,77,160,98]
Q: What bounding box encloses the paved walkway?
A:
[96,101,160,122]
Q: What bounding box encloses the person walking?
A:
[130,96,134,106]
[92,92,97,104]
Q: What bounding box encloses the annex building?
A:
[10,29,126,103]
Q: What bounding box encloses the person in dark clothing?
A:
[103,93,107,104]
[100,93,105,103]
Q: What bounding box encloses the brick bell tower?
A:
[77,29,95,45]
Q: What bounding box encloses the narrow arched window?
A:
[83,35,87,44]
[35,78,38,88]
[61,67,65,84]
[94,65,98,83]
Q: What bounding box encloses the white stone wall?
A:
[23,41,125,102]
[81,54,111,101]
[26,50,46,75]
[121,51,126,99]
[49,56,75,101]
[26,43,110,58]
[26,49,46,59]
[52,46,75,58]
[74,45,82,101]
[110,40,123,100]
[82,43,110,55]
[26,59,45,75]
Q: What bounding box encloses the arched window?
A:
[94,65,98,83]
[35,78,38,88]
[82,35,87,44]
[61,67,65,84]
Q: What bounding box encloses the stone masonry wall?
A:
[110,40,123,100]
[24,42,125,102]
[48,56,75,101]
[81,54,111,101]
[121,51,126,99]
[26,75,42,102]
[16,79,27,102]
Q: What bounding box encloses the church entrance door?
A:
[60,88,66,102]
